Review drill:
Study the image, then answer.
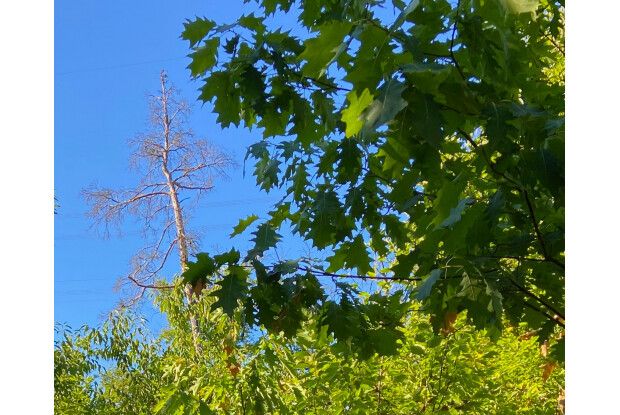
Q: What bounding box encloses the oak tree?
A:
[180,0,565,356]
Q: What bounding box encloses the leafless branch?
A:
[128,276,175,290]
[83,71,236,324]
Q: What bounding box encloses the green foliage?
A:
[54,313,166,414]
[180,0,565,350]
[230,214,259,237]
[55,286,565,414]
[55,1,566,412]
[210,266,250,316]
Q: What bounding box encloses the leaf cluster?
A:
[180,0,565,349]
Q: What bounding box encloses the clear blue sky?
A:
[54,0,307,331]
[32,1,620,412]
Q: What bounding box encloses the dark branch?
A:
[519,298,564,328]
[504,273,564,321]
[539,29,565,56]
[303,76,351,92]
[128,276,175,290]
[457,128,565,270]
[523,190,565,270]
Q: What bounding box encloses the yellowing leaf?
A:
[440,311,458,336]
[542,360,558,380]
[229,363,241,378]
[192,278,204,298]
[519,329,539,340]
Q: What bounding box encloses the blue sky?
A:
[54,0,424,333]
[7,0,612,411]
[54,0,307,331]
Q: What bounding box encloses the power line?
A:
[56,277,122,283]
[56,56,188,76]
[54,196,278,219]
[54,223,237,241]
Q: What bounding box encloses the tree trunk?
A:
[159,72,202,355]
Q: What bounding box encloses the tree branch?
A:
[457,128,565,270]
[494,260,564,321]
[519,298,564,328]
[505,274,564,321]
[539,29,565,56]
[449,0,466,80]
[127,276,175,290]
[523,190,565,270]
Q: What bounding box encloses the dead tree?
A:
[83,71,236,353]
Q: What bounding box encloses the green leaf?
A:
[361,78,407,135]
[198,71,241,127]
[210,266,249,316]
[198,401,216,415]
[484,103,517,153]
[391,251,417,279]
[254,155,281,192]
[400,61,452,98]
[213,248,241,267]
[432,179,467,227]
[181,17,216,48]
[415,269,441,301]
[187,38,220,78]
[182,253,216,284]
[304,189,347,248]
[321,300,360,341]
[230,214,260,237]
[406,92,444,149]
[341,88,374,138]
[326,235,372,276]
[299,21,352,78]
[245,222,281,261]
[272,259,300,275]
[377,136,413,176]
[437,197,471,229]
[239,64,267,113]
[368,327,402,356]
[485,279,503,321]
[238,13,266,34]
[223,35,239,54]
[390,0,421,31]
[550,337,565,363]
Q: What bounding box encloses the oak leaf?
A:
[440,311,458,336]
[541,360,558,380]
[228,363,241,378]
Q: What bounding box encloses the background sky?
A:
[54,0,307,332]
[21,1,613,411]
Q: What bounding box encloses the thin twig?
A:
[450,0,466,80]
[457,128,565,269]
[128,276,175,290]
[539,30,565,56]
[523,190,565,270]
[505,275,564,321]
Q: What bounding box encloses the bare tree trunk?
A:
[83,71,234,355]
[159,74,202,354]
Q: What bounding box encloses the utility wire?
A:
[56,56,188,76]
[54,196,277,220]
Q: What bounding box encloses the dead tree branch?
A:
[83,70,237,354]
